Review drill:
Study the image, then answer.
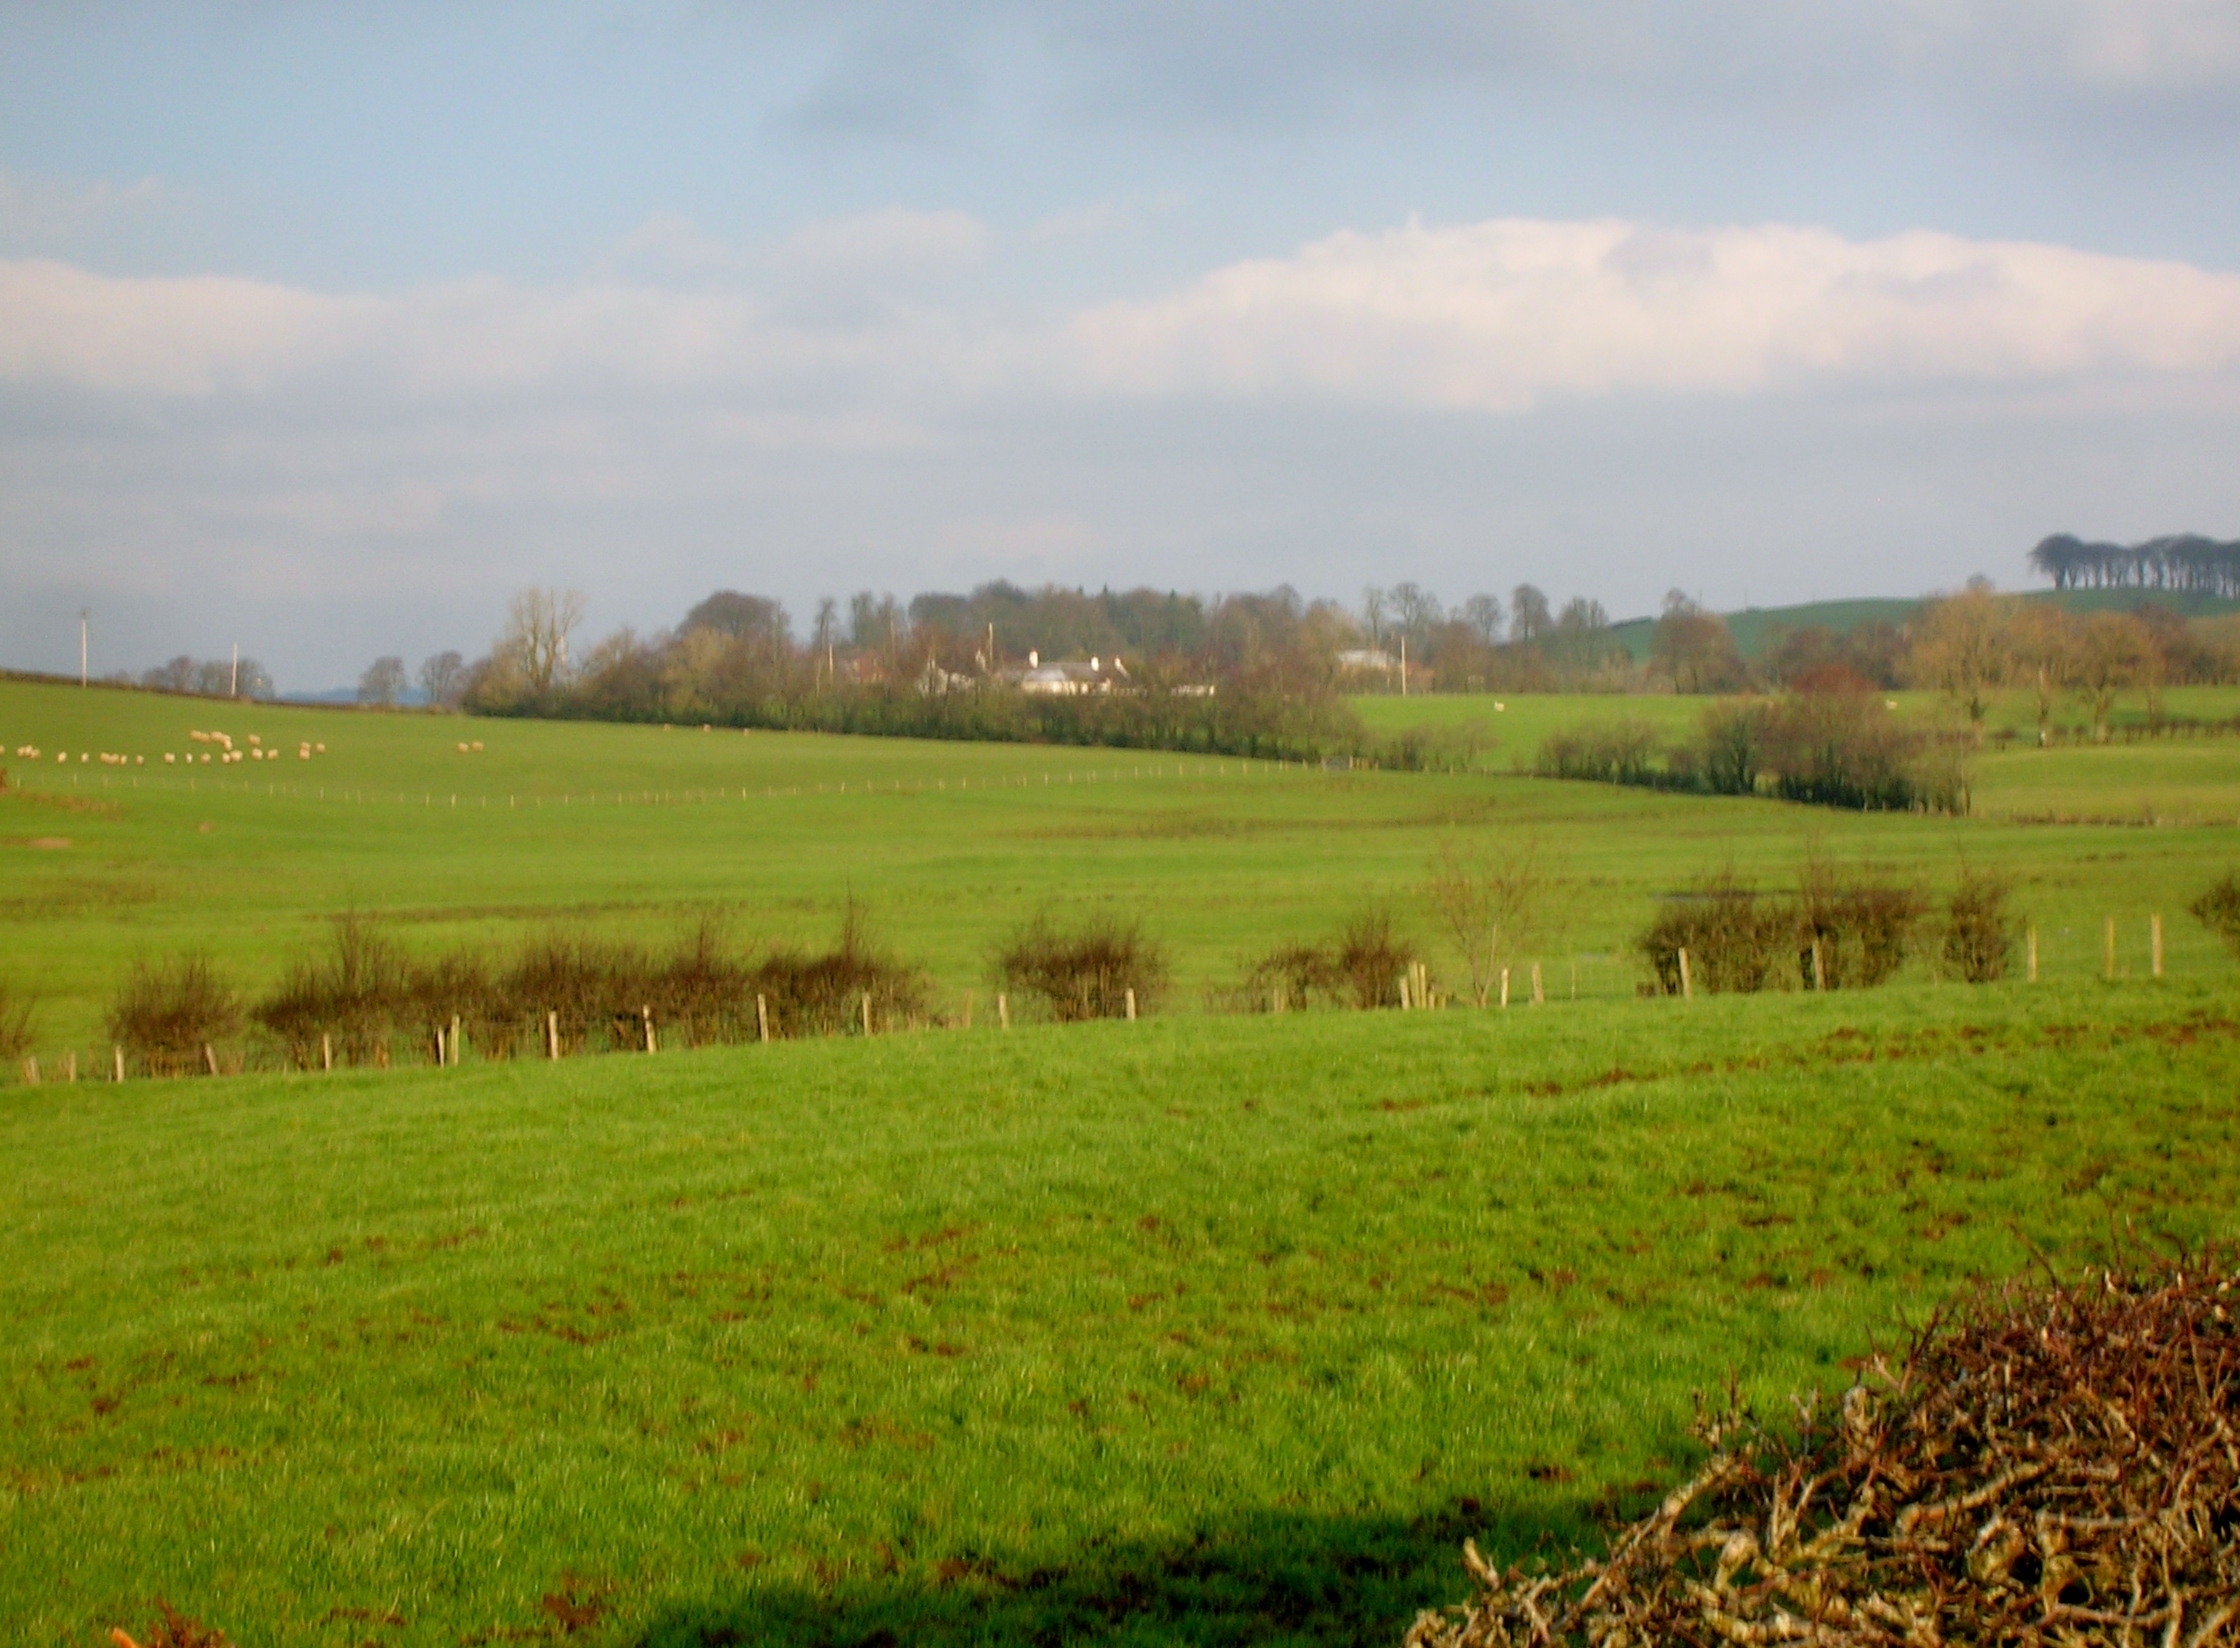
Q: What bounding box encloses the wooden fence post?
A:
[755,995,769,1044]
[2151,914,2164,978]
[451,1015,463,1066]
[323,1032,334,1070]
[2104,917,2117,980]
[114,1046,125,1083]
[204,1043,219,1077]
[1811,941,1826,992]
[1678,948,1693,1000]
[1125,987,1138,1021]
[1530,962,1544,1006]
[64,1050,76,1083]
[861,992,873,1036]
[2027,927,2038,983]
[1499,968,1509,1009]
[23,1055,38,1086]
[547,1011,560,1059]
[998,992,1010,1030]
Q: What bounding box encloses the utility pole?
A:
[1399,634,1408,697]
[230,642,240,698]
[79,610,89,686]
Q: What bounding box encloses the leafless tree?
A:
[498,587,587,697]
[357,656,408,706]
[417,650,466,707]
[1425,837,1548,1008]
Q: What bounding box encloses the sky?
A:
[3,1,2239,691]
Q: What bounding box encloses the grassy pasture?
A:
[4,677,2240,1062]
[5,981,2238,1646]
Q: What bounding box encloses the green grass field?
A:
[7,982,2238,1646]
[5,678,2240,1057]
[5,675,2240,1646]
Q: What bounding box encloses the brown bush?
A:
[757,901,929,1036]
[1639,872,1794,995]
[108,954,244,1076]
[256,912,413,1066]
[1407,1247,2240,1648]
[995,913,1168,1022]
[1943,866,2018,982]
[2190,871,2240,959]
[1796,856,1926,988]
[1226,910,1421,1012]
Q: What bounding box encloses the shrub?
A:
[1639,872,1794,995]
[1759,688,1964,813]
[758,902,929,1036]
[500,930,653,1055]
[1332,910,1416,1009]
[1223,910,1419,1012]
[1942,867,2018,983]
[109,954,244,1076]
[257,912,414,1066]
[1695,698,1774,795]
[1795,856,1926,988]
[1229,941,1347,1013]
[995,914,1168,1022]
[2189,872,2240,959]
[1534,719,1667,786]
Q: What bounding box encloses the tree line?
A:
[2028,533,2240,596]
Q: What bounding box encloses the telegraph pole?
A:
[79,610,89,686]
[230,642,240,698]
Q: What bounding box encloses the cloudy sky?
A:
[4,1,2239,690]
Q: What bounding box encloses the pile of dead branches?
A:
[1407,1249,2240,1647]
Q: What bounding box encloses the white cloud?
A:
[4,213,2238,419]
[1067,217,2240,411]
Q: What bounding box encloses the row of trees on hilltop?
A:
[456,583,1365,760]
[2029,533,2240,595]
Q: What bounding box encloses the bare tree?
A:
[417,650,466,707]
[1509,584,1552,644]
[1906,583,2011,739]
[1461,594,1504,644]
[357,656,408,707]
[2070,611,2152,742]
[498,587,587,697]
[1425,837,1548,1008]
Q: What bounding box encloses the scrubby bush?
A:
[109,954,244,1076]
[257,912,414,1066]
[1796,856,1926,988]
[1942,867,2018,983]
[1639,872,1794,995]
[1534,719,1668,785]
[757,903,929,1036]
[1224,910,1420,1012]
[2189,871,2240,959]
[995,914,1168,1022]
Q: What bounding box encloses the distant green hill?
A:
[1607,588,2240,662]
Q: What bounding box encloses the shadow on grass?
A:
[634,1497,1611,1648]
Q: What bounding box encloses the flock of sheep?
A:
[9,729,330,768]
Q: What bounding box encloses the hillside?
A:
[7,983,2238,1646]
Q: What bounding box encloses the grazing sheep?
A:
[165,754,176,764]
[471,740,483,751]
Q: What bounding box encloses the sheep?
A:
[471,741,483,752]
[315,743,326,753]
[164,753,176,764]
